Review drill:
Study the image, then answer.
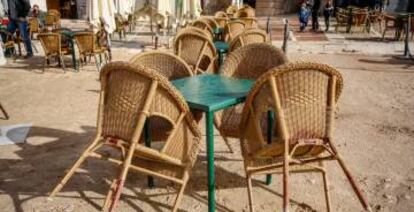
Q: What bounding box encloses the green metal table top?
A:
[172,74,254,112]
[214,41,229,53]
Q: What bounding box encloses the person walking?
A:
[323,0,334,32]
[298,2,310,32]
[6,0,33,58]
[311,0,321,31]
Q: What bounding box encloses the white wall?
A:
[30,0,47,11]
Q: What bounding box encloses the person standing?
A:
[323,0,334,32]
[298,2,310,32]
[311,0,321,31]
[6,0,33,58]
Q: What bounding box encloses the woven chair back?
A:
[29,18,40,32]
[215,11,228,18]
[226,5,237,17]
[200,17,219,30]
[47,9,61,17]
[214,17,229,28]
[225,20,246,42]
[236,7,255,18]
[191,19,214,33]
[74,32,97,54]
[129,51,193,80]
[229,28,268,51]
[238,17,257,28]
[176,26,213,41]
[38,33,61,56]
[240,62,343,158]
[100,62,201,164]
[174,32,216,74]
[221,43,287,79]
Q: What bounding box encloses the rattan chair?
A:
[214,17,229,28]
[335,9,349,33]
[174,32,217,74]
[238,17,258,29]
[38,33,69,72]
[115,13,128,39]
[236,7,255,18]
[226,5,238,18]
[351,10,369,33]
[0,29,17,58]
[74,31,108,71]
[215,11,228,18]
[45,11,61,29]
[191,19,214,34]
[49,62,202,212]
[29,17,40,39]
[229,28,269,51]
[224,20,246,42]
[176,26,213,41]
[215,43,288,152]
[200,17,219,31]
[239,62,371,212]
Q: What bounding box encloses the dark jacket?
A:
[8,0,31,19]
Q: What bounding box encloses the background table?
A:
[172,74,254,212]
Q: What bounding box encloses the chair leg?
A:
[283,151,290,211]
[336,155,371,211]
[172,181,187,212]
[0,102,9,120]
[59,56,66,73]
[222,135,234,153]
[246,174,254,212]
[42,57,47,73]
[321,163,331,212]
[49,138,101,198]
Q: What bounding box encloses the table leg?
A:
[144,120,154,188]
[206,111,215,212]
[70,40,78,71]
[218,51,224,67]
[266,111,274,185]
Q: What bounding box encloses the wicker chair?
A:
[0,29,17,58]
[215,11,228,18]
[238,17,258,29]
[49,62,202,212]
[200,17,220,31]
[115,13,128,39]
[239,62,370,212]
[351,10,369,33]
[45,11,61,29]
[191,19,214,34]
[174,32,217,74]
[229,28,268,52]
[236,7,255,18]
[74,32,108,71]
[214,17,229,28]
[226,5,238,18]
[335,9,349,33]
[176,26,213,41]
[224,20,246,42]
[38,33,70,72]
[28,17,41,39]
[215,43,288,152]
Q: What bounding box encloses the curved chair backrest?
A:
[214,17,229,28]
[229,28,269,52]
[47,9,61,17]
[221,43,287,79]
[191,19,214,33]
[74,32,98,54]
[238,17,257,28]
[240,62,343,158]
[199,17,219,30]
[29,18,40,33]
[174,32,217,74]
[215,11,228,18]
[226,5,237,17]
[129,51,193,80]
[38,33,61,56]
[99,62,202,164]
[225,20,246,42]
[236,7,255,18]
[176,26,213,41]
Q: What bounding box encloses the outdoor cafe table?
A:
[60,29,83,71]
[172,74,254,212]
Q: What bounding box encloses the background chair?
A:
[176,26,213,41]
[174,32,217,74]
[215,43,288,152]
[224,20,246,42]
[74,31,108,71]
[38,33,69,72]
[229,28,269,52]
[49,62,202,212]
[191,19,214,34]
[239,62,370,212]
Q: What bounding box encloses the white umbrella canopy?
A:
[114,0,134,18]
[178,0,202,18]
[86,0,116,33]
[157,0,175,16]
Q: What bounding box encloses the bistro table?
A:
[60,29,84,71]
[172,74,254,212]
[214,41,229,67]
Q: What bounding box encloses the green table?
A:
[60,29,83,71]
[214,41,229,67]
[213,27,224,41]
[172,74,254,212]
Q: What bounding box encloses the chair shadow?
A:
[0,125,317,212]
[357,56,414,71]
